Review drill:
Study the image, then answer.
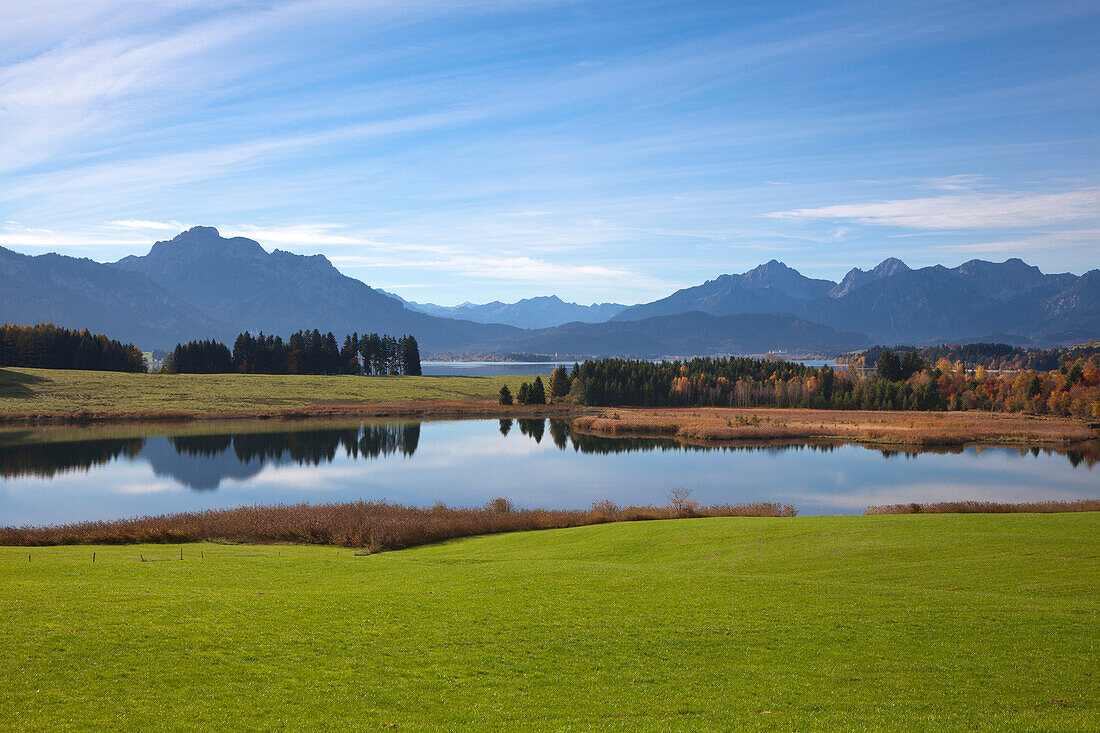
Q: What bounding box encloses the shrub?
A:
[667,488,700,517]
[0,498,800,551]
[487,497,515,513]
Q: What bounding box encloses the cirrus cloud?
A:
[766,188,1100,229]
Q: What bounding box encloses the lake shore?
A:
[0,367,566,424]
[573,406,1097,447]
[3,368,1095,450]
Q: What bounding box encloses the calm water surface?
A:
[1,419,1095,526]
[420,360,840,376]
[420,361,571,376]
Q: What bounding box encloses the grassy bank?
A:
[0,367,541,421]
[0,498,796,549]
[2,514,1097,731]
[574,406,1095,447]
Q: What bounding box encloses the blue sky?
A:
[1,0,1098,305]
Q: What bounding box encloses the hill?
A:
[4,227,1094,355]
[500,311,869,357]
[614,259,832,322]
[111,227,520,352]
[2,514,1095,730]
[0,246,229,347]
[617,257,1099,346]
[388,293,627,329]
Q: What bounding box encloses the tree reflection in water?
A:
[0,420,1095,493]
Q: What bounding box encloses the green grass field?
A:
[0,367,533,416]
[2,514,1096,731]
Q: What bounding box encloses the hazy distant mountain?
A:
[613,259,833,322]
[500,311,869,357]
[386,293,627,329]
[0,245,229,346]
[111,227,519,351]
[5,227,1095,356]
[616,257,1098,346]
[801,259,1091,345]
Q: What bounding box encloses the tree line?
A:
[564,351,1100,418]
[849,342,1100,373]
[161,330,421,375]
[0,323,146,373]
[498,367,573,405]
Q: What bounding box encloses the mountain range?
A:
[2,226,1097,357]
[614,257,1099,346]
[380,292,626,330]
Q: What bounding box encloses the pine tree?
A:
[549,366,570,401]
[401,335,422,376]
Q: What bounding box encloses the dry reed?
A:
[0,498,797,552]
[574,407,1095,447]
[865,499,1100,515]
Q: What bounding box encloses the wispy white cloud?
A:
[931,229,1100,255]
[767,188,1100,229]
[0,222,151,249]
[109,219,191,232]
[330,252,668,289]
[919,174,990,191]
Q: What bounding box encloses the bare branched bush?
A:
[487,497,515,513]
[667,488,700,517]
[0,498,798,552]
[590,499,621,516]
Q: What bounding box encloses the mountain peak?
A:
[829,258,910,298]
[739,259,834,300]
[872,257,910,276]
[146,226,267,262]
[745,259,793,276]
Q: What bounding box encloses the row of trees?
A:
[498,367,573,405]
[851,342,1100,373]
[565,352,1100,418]
[569,357,820,407]
[0,323,146,373]
[162,330,421,375]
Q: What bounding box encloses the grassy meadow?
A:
[2,513,1097,731]
[0,366,534,418]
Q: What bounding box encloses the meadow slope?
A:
[2,514,1097,731]
[0,367,538,420]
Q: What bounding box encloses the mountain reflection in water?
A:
[0,419,1095,492]
[0,424,422,490]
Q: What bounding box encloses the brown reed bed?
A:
[865,499,1100,515]
[573,407,1095,447]
[0,496,798,552]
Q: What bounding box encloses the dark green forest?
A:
[162,330,421,375]
[0,323,146,373]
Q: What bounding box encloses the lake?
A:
[420,361,572,376]
[420,359,841,376]
[1,418,1096,527]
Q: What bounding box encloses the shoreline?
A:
[572,406,1097,449]
[2,367,1095,449]
[1,401,1094,455]
[0,400,578,426]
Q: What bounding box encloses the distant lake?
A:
[420,361,572,376]
[421,359,840,376]
[1,419,1095,527]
